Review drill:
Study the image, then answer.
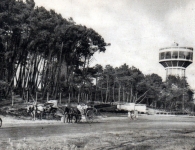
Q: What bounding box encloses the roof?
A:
[159,47,193,51]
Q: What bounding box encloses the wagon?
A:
[43,100,58,119]
[78,105,97,123]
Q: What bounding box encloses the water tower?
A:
[159,43,193,78]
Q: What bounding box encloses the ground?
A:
[0,114,195,150]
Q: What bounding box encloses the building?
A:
[159,43,193,78]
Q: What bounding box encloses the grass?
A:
[2,128,195,150]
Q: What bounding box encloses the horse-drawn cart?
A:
[26,100,98,123]
[62,103,97,123]
[26,100,59,120]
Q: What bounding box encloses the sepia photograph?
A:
[0,0,195,149]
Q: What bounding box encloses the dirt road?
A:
[0,115,195,150]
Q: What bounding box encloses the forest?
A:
[0,0,194,112]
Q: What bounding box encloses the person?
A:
[0,117,2,127]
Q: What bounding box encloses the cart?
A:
[75,104,97,123]
[79,108,97,123]
[44,100,58,119]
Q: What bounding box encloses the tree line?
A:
[91,64,193,112]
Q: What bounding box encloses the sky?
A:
[34,0,195,89]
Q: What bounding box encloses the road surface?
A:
[0,115,195,149]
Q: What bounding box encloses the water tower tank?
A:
[159,44,193,78]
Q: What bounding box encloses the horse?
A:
[26,104,36,121]
[64,106,72,123]
[36,104,45,120]
[26,103,46,120]
[64,106,81,123]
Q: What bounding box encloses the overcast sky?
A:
[34,0,195,89]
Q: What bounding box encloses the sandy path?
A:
[0,115,195,150]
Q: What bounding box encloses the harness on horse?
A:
[27,103,45,120]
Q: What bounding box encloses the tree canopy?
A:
[0,0,108,100]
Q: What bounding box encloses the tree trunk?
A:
[130,86,133,102]
[95,77,97,101]
[101,83,103,102]
[123,86,125,102]
[105,75,109,103]
[118,84,121,102]
[113,86,114,102]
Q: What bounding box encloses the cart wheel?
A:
[0,118,2,127]
[50,109,57,119]
[86,110,95,123]
[64,114,69,123]
[72,115,77,123]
